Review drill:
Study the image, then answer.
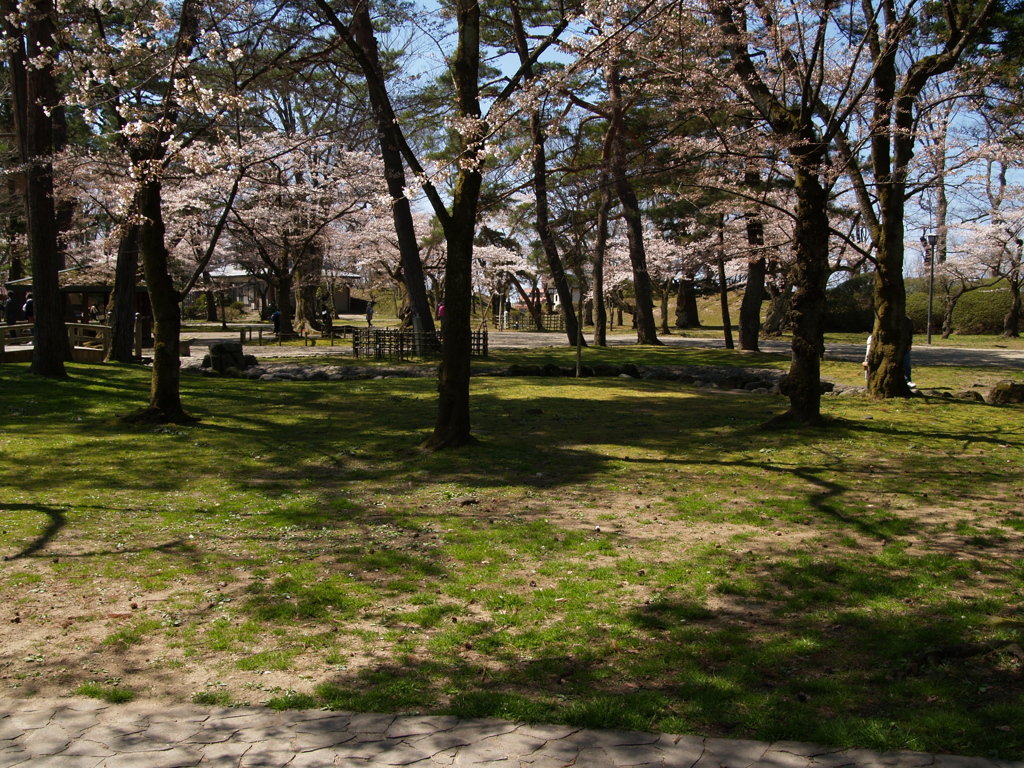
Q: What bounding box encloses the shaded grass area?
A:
[0,357,1022,758]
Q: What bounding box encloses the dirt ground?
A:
[2,483,1021,706]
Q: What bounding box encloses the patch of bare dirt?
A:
[1,487,1021,706]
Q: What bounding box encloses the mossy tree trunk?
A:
[778,159,831,424]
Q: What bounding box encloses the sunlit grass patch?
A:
[102,619,163,650]
[1,356,1022,756]
[75,682,136,704]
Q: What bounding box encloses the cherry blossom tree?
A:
[962,146,1024,336]
[313,0,573,449]
[226,135,384,336]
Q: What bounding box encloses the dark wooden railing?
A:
[351,328,488,360]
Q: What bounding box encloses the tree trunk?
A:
[502,1,581,345]
[593,183,612,346]
[763,279,791,335]
[530,112,582,345]
[130,179,192,422]
[1003,279,1021,337]
[52,103,74,272]
[616,183,660,345]
[657,282,671,334]
[276,272,296,336]
[717,247,734,350]
[606,61,659,346]
[422,0,481,450]
[3,0,68,377]
[204,282,218,322]
[867,188,912,398]
[105,224,140,363]
[739,257,766,350]
[428,193,479,450]
[676,274,700,328]
[509,274,545,331]
[122,0,201,419]
[773,160,830,425]
[350,3,434,335]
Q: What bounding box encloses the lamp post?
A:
[921,232,937,344]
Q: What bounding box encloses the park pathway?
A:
[1,697,1020,768]
[183,324,1024,370]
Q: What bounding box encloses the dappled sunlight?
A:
[1,362,1022,755]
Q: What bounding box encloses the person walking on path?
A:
[366,300,375,328]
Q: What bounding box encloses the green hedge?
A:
[906,280,1011,335]
[825,274,1013,335]
[823,274,874,333]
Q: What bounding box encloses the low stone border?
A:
[183,358,1022,404]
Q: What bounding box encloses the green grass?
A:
[0,351,1022,758]
[75,682,136,704]
[192,690,234,706]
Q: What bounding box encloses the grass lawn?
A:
[1,349,1022,759]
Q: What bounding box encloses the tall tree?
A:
[347,1,435,335]
[2,0,70,376]
[505,0,583,346]
[831,0,999,397]
[313,0,569,448]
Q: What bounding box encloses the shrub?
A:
[951,285,1011,334]
[184,294,208,320]
[824,274,874,333]
[838,275,1012,336]
[225,300,246,322]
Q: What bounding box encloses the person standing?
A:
[366,300,375,327]
[902,315,915,388]
[863,315,915,388]
[4,295,16,337]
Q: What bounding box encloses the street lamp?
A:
[920,232,938,344]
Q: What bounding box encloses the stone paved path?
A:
[1,698,1020,768]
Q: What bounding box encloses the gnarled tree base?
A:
[420,433,479,452]
[761,410,825,429]
[121,407,199,426]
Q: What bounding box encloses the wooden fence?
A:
[494,311,565,331]
[352,328,488,360]
[1,321,145,363]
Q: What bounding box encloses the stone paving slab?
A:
[0,698,1020,768]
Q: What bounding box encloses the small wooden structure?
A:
[0,321,145,364]
[351,328,488,360]
[3,266,152,342]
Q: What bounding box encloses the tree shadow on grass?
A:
[1,504,65,560]
[287,570,1024,758]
